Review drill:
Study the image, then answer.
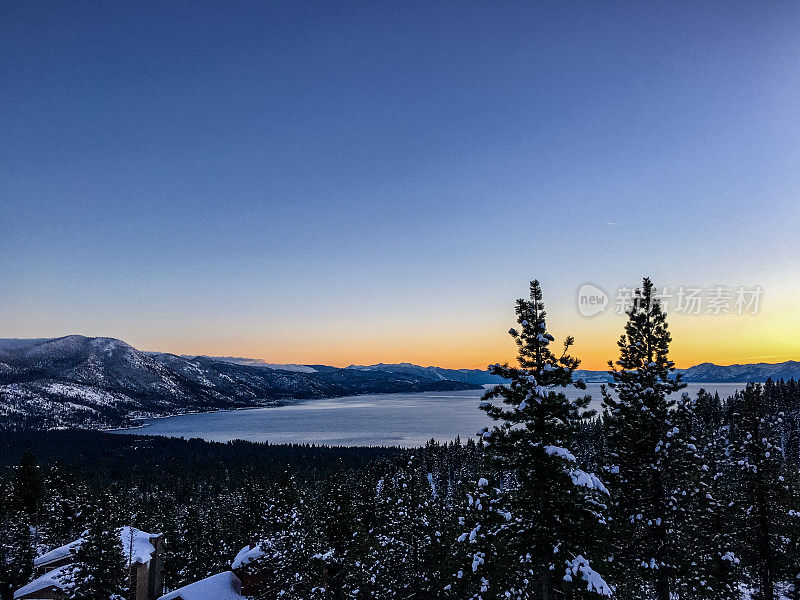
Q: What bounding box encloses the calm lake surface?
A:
[111,383,747,447]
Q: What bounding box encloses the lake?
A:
[111,382,747,447]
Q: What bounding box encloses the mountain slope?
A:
[0,337,480,431]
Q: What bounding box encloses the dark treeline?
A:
[3,279,800,600]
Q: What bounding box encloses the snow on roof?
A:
[158,571,243,600]
[34,539,81,567]
[34,527,159,568]
[231,544,265,570]
[14,565,69,598]
[120,526,160,564]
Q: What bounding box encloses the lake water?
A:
[111,383,747,447]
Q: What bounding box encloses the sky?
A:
[2,1,799,369]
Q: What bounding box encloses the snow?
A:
[471,552,485,572]
[545,445,577,463]
[43,383,122,407]
[121,527,159,564]
[34,539,81,567]
[570,469,609,495]
[188,355,318,373]
[563,555,612,596]
[427,472,438,498]
[14,565,69,598]
[34,527,158,569]
[231,544,265,569]
[721,551,740,564]
[258,363,317,373]
[158,571,244,600]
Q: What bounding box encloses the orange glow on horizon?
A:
[134,305,800,372]
[120,283,800,372]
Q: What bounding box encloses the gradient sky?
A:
[2,1,799,369]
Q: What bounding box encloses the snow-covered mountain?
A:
[177,355,319,373]
[345,363,506,385]
[679,361,800,383]
[575,362,800,384]
[0,336,481,431]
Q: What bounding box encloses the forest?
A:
[2,279,800,600]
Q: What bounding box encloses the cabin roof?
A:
[158,571,243,600]
[14,565,69,598]
[33,527,160,569]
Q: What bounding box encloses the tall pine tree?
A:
[456,280,611,599]
[601,277,686,600]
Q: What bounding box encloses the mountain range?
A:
[1,335,798,431]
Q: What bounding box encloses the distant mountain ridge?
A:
[680,360,800,383]
[175,355,319,373]
[573,361,800,384]
[345,363,507,385]
[0,336,481,431]
[346,361,800,385]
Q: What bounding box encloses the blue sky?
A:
[2,1,799,367]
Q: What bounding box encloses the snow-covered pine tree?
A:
[248,472,322,600]
[601,276,686,600]
[40,463,85,549]
[662,392,739,599]
[360,455,440,599]
[60,494,126,600]
[448,475,513,600]
[692,389,741,600]
[727,383,791,600]
[310,471,364,598]
[784,469,800,600]
[0,511,35,600]
[458,280,611,599]
[173,494,224,585]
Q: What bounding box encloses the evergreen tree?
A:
[458,280,611,599]
[361,456,441,598]
[601,276,685,600]
[59,494,126,600]
[662,392,738,599]
[727,383,790,600]
[40,463,85,549]
[182,495,226,581]
[249,473,322,600]
[693,390,741,600]
[448,476,513,600]
[10,452,44,518]
[0,511,35,600]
